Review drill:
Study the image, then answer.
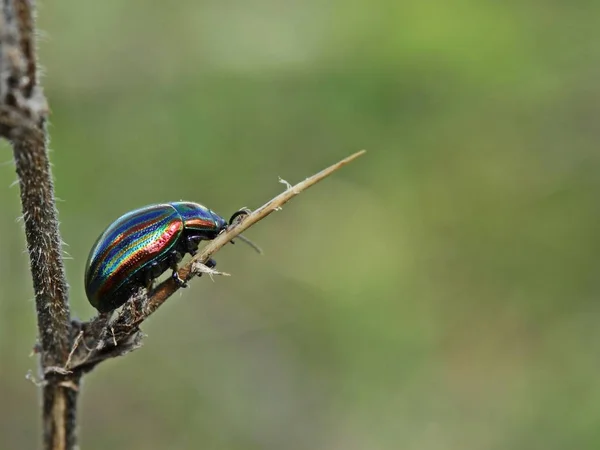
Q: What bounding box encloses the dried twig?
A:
[67,150,366,372]
[1,0,367,446]
[1,1,77,449]
[143,150,366,317]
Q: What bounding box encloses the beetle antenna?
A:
[227,208,262,254]
[232,234,263,254]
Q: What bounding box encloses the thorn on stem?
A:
[278,176,293,190]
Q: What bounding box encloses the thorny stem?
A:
[1,1,78,449]
[68,150,366,372]
[142,150,367,318]
[1,1,367,446]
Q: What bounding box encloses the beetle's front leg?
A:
[185,236,201,256]
[171,269,188,287]
[144,262,162,291]
[169,250,188,288]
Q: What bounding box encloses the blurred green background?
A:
[2,1,600,449]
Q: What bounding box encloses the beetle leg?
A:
[169,250,188,287]
[150,262,163,278]
[144,263,161,291]
[171,269,188,287]
[185,236,200,256]
[172,250,184,263]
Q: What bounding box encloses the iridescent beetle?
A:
[85,201,251,313]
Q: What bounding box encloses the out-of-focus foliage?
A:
[1,1,599,449]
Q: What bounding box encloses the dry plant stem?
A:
[66,152,366,374]
[66,151,367,374]
[2,0,365,447]
[15,143,79,450]
[67,151,367,373]
[1,1,77,449]
[127,150,367,325]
